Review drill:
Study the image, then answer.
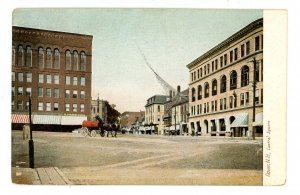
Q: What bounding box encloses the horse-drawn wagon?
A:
[80,117,119,137]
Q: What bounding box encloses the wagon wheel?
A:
[100,128,105,137]
[91,130,97,137]
[81,127,89,137]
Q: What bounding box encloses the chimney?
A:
[177,85,181,94]
[169,90,173,99]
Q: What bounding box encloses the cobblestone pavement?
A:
[12,130,263,185]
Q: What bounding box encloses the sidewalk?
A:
[12,167,72,185]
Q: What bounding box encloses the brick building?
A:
[187,18,263,137]
[11,26,93,129]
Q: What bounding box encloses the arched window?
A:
[212,79,217,96]
[241,65,249,87]
[80,51,86,71]
[65,50,71,70]
[54,49,60,69]
[17,45,23,67]
[204,82,209,98]
[191,88,195,102]
[46,48,52,68]
[38,47,44,68]
[26,46,32,67]
[197,85,202,100]
[73,51,78,71]
[220,75,227,93]
[230,70,237,90]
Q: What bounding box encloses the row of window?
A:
[191,35,263,82]
[190,89,263,116]
[145,105,161,114]
[12,72,86,86]
[191,62,262,102]
[12,45,87,71]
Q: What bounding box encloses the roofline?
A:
[186,18,263,69]
[12,26,93,38]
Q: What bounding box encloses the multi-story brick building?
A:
[145,95,169,134]
[187,18,263,137]
[11,26,93,129]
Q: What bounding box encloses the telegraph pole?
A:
[252,57,257,140]
[28,96,34,168]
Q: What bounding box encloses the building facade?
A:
[90,98,107,123]
[145,95,169,134]
[12,26,93,128]
[187,18,263,137]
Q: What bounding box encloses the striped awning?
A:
[253,112,263,126]
[33,115,61,125]
[230,113,248,128]
[11,114,32,124]
[61,115,87,125]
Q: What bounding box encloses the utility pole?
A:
[28,96,34,168]
[174,106,176,136]
[252,57,257,140]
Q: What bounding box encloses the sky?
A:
[13,9,262,113]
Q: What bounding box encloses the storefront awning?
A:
[230,113,248,128]
[11,114,31,124]
[253,112,263,126]
[61,115,87,125]
[33,115,61,125]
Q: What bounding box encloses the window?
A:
[204,103,206,114]
[11,86,15,97]
[46,74,52,84]
[230,71,237,90]
[54,88,59,98]
[215,59,218,70]
[197,69,200,79]
[25,101,29,111]
[80,104,85,112]
[73,76,78,85]
[38,47,44,68]
[18,72,23,82]
[54,103,59,111]
[197,105,199,115]
[212,61,214,72]
[12,46,15,66]
[191,72,193,81]
[224,54,227,65]
[224,98,227,109]
[255,89,260,105]
[234,48,238,61]
[261,89,263,104]
[73,90,78,98]
[241,44,245,57]
[17,45,23,67]
[200,104,202,114]
[66,50,71,70]
[38,102,43,111]
[204,82,209,98]
[39,74,44,83]
[240,93,245,106]
[212,79,217,96]
[46,88,51,97]
[207,102,209,113]
[66,76,70,85]
[65,104,70,112]
[261,60,263,81]
[26,46,32,67]
[215,100,217,112]
[220,75,226,93]
[229,96,233,109]
[38,87,43,97]
[246,41,250,55]
[12,101,15,110]
[211,101,214,112]
[12,72,15,81]
[191,88,195,102]
[46,48,52,68]
[74,51,78,71]
[220,56,223,67]
[26,88,31,97]
[80,51,86,71]
[200,68,202,77]
[26,73,32,82]
[54,49,60,69]
[255,63,260,82]
[65,90,70,98]
[241,66,249,87]
[220,99,223,110]
[261,35,263,49]
[18,87,23,96]
[255,36,260,51]
[230,51,233,63]
[54,75,59,84]
[207,64,210,74]
[17,101,22,110]
[73,104,77,112]
[245,92,249,105]
[193,71,196,80]
[157,105,160,112]
[46,102,51,111]
[197,85,202,100]
[204,65,206,75]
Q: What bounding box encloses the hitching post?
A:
[28,96,34,168]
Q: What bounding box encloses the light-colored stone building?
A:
[145,95,170,135]
[187,18,263,137]
[90,97,107,123]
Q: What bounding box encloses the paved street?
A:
[12,130,263,185]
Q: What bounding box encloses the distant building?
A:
[145,95,170,134]
[90,96,107,123]
[187,18,263,137]
[120,111,145,129]
[11,26,93,129]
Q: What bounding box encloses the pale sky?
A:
[13,9,262,113]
